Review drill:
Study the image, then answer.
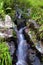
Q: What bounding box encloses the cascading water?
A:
[14,27,29,65]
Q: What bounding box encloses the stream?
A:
[0,13,43,65]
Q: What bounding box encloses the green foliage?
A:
[14,0,43,11]
[0,42,12,65]
[39,25,43,32]
[0,0,14,19]
[39,25,43,39]
[31,7,43,25]
[0,0,43,39]
[0,0,5,18]
[16,0,43,40]
[0,0,43,21]
[14,0,43,24]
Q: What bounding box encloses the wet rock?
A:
[32,56,41,65]
[5,15,14,28]
[0,19,5,28]
[7,41,15,59]
[28,49,36,62]
[28,19,39,28]
[28,49,41,65]
[24,27,43,54]
[0,15,14,38]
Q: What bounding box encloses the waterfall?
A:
[14,27,28,65]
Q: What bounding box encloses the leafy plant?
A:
[39,25,43,40]
[0,42,12,65]
[0,0,14,19]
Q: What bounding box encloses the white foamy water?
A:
[16,28,28,65]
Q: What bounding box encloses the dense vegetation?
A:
[0,0,43,65]
[2,0,43,40]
